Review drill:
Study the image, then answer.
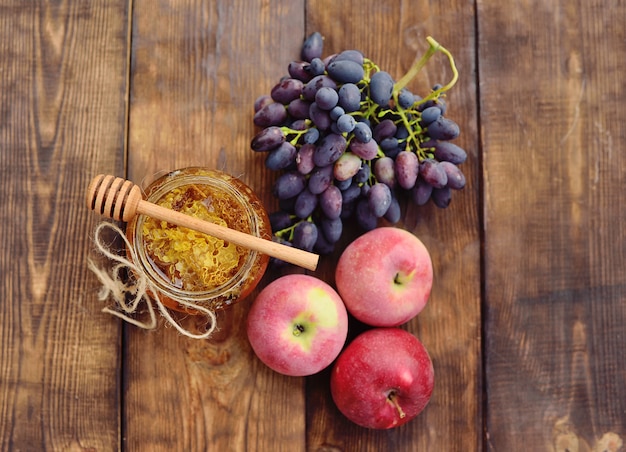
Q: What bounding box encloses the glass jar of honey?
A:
[125,167,272,313]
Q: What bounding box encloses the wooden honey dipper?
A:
[86,174,319,271]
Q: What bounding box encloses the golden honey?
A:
[125,168,271,312]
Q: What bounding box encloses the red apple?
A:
[246,274,349,377]
[330,327,434,429]
[335,227,433,326]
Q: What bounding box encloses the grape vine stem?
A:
[394,36,458,96]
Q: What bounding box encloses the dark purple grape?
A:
[288,61,313,82]
[289,119,307,130]
[374,156,396,188]
[353,164,370,184]
[308,164,334,195]
[336,114,356,133]
[322,53,336,66]
[271,78,304,104]
[333,152,362,181]
[338,83,361,112]
[397,89,415,109]
[368,182,392,217]
[418,92,445,112]
[332,49,364,66]
[278,196,296,214]
[273,171,306,199]
[380,137,399,154]
[303,127,320,144]
[253,102,288,127]
[326,60,364,84]
[394,150,419,189]
[313,133,347,167]
[308,102,332,131]
[265,141,297,170]
[436,97,448,115]
[420,106,442,126]
[440,161,466,189]
[320,185,343,220]
[432,187,452,208]
[383,195,401,223]
[373,119,397,142]
[395,124,409,141]
[251,126,285,152]
[296,143,316,175]
[334,177,352,191]
[308,57,325,76]
[384,148,401,159]
[352,122,372,143]
[330,106,345,121]
[314,231,335,255]
[294,188,319,219]
[269,236,294,268]
[340,200,355,220]
[349,138,378,160]
[254,94,272,112]
[269,211,292,232]
[432,141,467,164]
[369,71,394,106]
[321,216,343,243]
[301,32,323,62]
[287,99,312,119]
[426,116,460,141]
[419,158,448,188]
[315,86,339,110]
[341,181,361,204]
[411,178,433,205]
[302,75,338,101]
[292,220,318,251]
[355,199,378,231]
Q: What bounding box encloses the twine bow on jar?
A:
[88,221,218,339]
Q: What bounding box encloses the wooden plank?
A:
[304,1,482,450]
[479,0,626,449]
[124,1,307,450]
[0,1,129,450]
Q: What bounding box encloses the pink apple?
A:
[330,327,434,429]
[246,274,349,377]
[335,227,433,326]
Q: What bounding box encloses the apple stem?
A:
[387,391,406,419]
[393,270,415,285]
[293,324,305,337]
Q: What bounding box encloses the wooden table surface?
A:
[2,0,625,450]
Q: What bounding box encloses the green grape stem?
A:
[274,222,296,241]
[274,217,313,241]
[281,126,308,145]
[394,36,458,96]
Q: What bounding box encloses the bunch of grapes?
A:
[251,32,467,256]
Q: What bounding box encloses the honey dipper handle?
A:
[136,200,319,271]
[87,174,319,271]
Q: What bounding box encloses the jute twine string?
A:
[88,222,217,339]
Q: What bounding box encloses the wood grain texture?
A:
[479,0,626,449]
[125,1,307,450]
[5,0,625,449]
[0,0,129,450]
[304,1,482,450]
